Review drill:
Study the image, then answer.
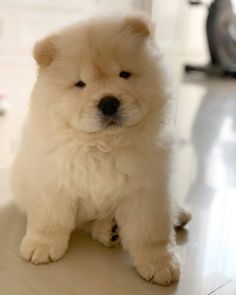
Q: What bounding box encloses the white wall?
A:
[152,0,208,62]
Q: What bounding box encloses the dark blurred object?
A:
[189,0,203,5]
[0,91,11,116]
[185,0,236,78]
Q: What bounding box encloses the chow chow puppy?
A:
[11,13,191,286]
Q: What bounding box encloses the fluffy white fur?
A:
[11,14,191,286]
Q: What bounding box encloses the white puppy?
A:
[11,14,191,286]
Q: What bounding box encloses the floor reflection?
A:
[183,79,236,290]
[187,81,236,209]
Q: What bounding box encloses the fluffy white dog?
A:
[11,14,191,286]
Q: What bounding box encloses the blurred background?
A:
[0,1,236,294]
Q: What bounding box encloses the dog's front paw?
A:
[20,232,69,264]
[133,244,181,286]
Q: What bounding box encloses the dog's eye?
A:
[119,71,131,79]
[75,80,86,88]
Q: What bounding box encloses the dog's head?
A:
[32,14,167,140]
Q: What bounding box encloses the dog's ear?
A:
[33,35,57,67]
[122,14,152,39]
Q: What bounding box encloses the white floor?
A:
[1,2,236,295]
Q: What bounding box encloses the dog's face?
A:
[33,15,163,135]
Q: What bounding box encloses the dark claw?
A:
[112,224,118,233]
[111,234,119,242]
[174,221,188,230]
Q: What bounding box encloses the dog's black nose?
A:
[98,96,120,116]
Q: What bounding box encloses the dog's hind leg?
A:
[91,217,120,247]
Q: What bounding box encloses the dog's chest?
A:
[62,149,130,209]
